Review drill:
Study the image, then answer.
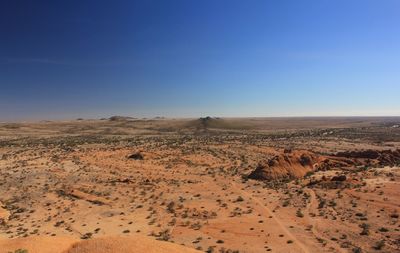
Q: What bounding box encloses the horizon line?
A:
[1,115,400,124]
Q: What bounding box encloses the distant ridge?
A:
[185,116,248,130]
[198,116,220,128]
[108,116,137,121]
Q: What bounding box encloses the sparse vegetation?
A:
[1,118,399,252]
[373,240,385,250]
[8,250,28,253]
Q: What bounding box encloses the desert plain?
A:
[0,117,399,253]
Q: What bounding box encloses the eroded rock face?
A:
[331,175,347,181]
[128,152,144,160]
[336,150,381,159]
[248,149,400,181]
[335,149,400,167]
[248,151,319,181]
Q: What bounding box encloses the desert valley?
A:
[0,117,399,253]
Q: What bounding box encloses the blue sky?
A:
[1,0,400,120]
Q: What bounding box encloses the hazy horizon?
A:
[3,115,400,124]
[1,0,400,121]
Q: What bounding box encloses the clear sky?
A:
[1,0,400,120]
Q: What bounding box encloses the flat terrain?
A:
[1,117,400,253]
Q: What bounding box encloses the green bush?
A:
[8,249,28,253]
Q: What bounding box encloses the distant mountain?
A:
[108,116,137,121]
[185,117,250,130]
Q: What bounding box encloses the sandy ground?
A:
[0,117,399,252]
[0,235,201,253]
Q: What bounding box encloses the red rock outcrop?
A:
[248,149,400,181]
